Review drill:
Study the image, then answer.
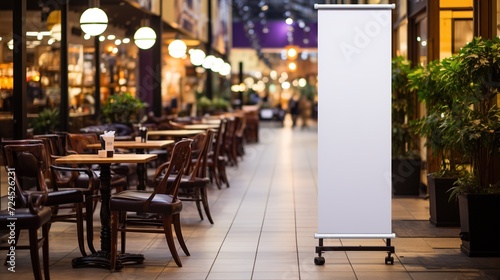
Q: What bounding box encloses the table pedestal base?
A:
[71,251,144,270]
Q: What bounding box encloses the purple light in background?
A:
[233,20,317,49]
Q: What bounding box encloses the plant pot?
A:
[428,174,460,227]
[458,193,500,257]
[392,158,422,196]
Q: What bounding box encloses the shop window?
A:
[452,19,473,54]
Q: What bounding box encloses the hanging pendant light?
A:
[80,1,108,36]
[134,19,157,50]
[189,49,206,66]
[168,38,187,58]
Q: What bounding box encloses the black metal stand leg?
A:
[314,238,326,265]
[384,238,394,265]
[314,237,395,266]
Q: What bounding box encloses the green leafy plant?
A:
[409,58,467,177]
[197,96,213,115]
[428,37,500,198]
[30,108,60,135]
[212,97,230,112]
[392,56,419,159]
[102,92,144,124]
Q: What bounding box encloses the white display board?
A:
[315,4,395,239]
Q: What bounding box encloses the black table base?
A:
[71,250,144,270]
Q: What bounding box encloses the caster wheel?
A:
[385,256,394,265]
[314,256,325,265]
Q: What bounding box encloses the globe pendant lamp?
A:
[134,19,157,50]
[80,1,108,36]
[168,38,187,58]
[189,49,206,66]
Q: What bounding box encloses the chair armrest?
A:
[50,165,95,192]
[153,161,171,181]
[27,191,48,214]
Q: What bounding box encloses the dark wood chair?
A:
[36,136,98,255]
[109,139,193,270]
[223,116,239,166]
[2,142,92,257]
[207,119,230,189]
[0,192,52,280]
[155,129,216,224]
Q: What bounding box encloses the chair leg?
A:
[162,215,182,267]
[120,211,127,254]
[172,214,190,256]
[85,196,96,254]
[201,188,214,224]
[42,223,50,280]
[217,161,230,188]
[194,188,204,221]
[110,210,118,272]
[28,228,43,280]
[209,166,222,189]
[75,204,87,256]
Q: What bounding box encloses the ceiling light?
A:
[202,55,216,69]
[80,7,108,36]
[134,25,157,50]
[50,23,61,41]
[211,58,224,73]
[219,63,231,76]
[168,39,187,58]
[189,49,206,66]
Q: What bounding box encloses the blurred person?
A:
[288,95,300,127]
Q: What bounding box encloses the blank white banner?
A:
[316,4,395,237]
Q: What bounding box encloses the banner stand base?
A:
[314,237,395,266]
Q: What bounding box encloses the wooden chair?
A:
[0,192,52,280]
[222,117,239,166]
[154,130,216,224]
[2,142,92,256]
[234,113,247,157]
[207,119,230,189]
[34,136,98,255]
[109,139,193,270]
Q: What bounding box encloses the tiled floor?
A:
[2,121,500,279]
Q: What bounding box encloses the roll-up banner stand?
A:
[314,4,396,266]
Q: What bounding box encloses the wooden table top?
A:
[183,124,219,130]
[55,154,158,164]
[85,140,174,150]
[202,119,222,125]
[147,129,205,137]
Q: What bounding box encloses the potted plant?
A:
[102,92,144,125]
[30,107,60,135]
[212,97,230,113]
[197,96,213,116]
[409,58,465,226]
[440,37,500,256]
[391,56,422,196]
